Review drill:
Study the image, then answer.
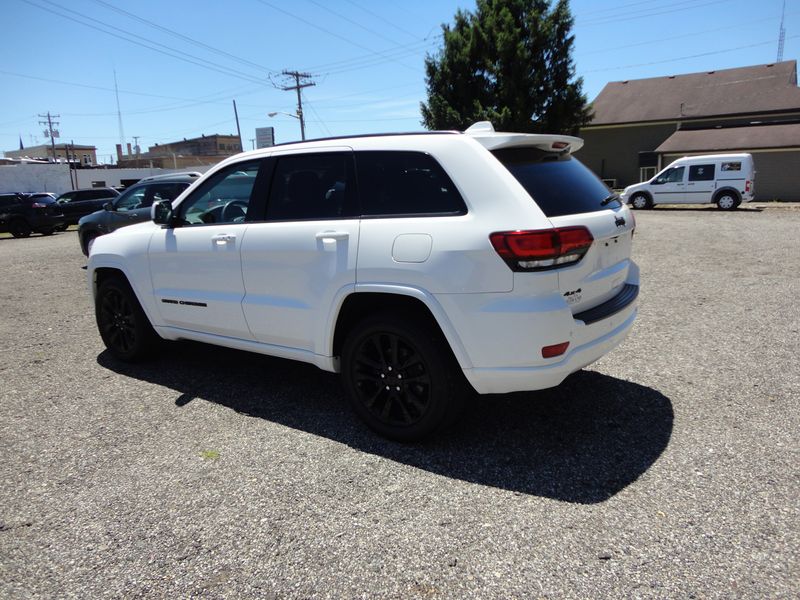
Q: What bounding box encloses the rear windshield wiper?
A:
[600,194,621,207]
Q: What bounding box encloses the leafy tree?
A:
[421,0,591,135]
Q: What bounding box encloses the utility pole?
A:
[249,138,255,150]
[133,135,141,167]
[68,139,76,190]
[38,112,60,161]
[275,70,315,141]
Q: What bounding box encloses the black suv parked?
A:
[0,193,66,238]
[55,187,120,225]
[78,172,200,255]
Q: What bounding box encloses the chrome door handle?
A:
[212,234,236,245]
[315,230,349,241]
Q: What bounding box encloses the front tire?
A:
[630,193,652,210]
[95,277,158,361]
[341,313,462,441]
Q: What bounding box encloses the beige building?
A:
[4,143,98,165]
[117,134,242,168]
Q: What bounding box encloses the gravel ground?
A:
[1,207,798,599]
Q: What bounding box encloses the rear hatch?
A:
[29,196,61,216]
[492,146,634,315]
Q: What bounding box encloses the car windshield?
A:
[492,147,619,217]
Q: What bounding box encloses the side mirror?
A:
[151,199,173,226]
[103,201,114,211]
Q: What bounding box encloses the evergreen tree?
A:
[421,0,590,135]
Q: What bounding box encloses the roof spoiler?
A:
[464,121,584,153]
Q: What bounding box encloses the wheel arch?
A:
[90,262,160,329]
[713,186,741,201]
[328,287,473,370]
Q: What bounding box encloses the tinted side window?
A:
[178,161,261,225]
[0,196,19,208]
[356,151,466,217]
[689,164,715,181]
[266,153,356,221]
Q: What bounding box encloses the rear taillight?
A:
[745,180,752,192]
[31,202,47,208]
[489,227,594,271]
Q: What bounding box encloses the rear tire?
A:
[715,191,740,210]
[630,193,652,209]
[9,220,32,238]
[341,313,463,441]
[95,276,158,361]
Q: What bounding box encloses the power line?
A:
[578,0,731,27]
[342,0,422,41]
[305,0,409,48]
[584,34,800,73]
[88,0,278,74]
[254,0,419,73]
[303,38,440,75]
[22,0,270,86]
[578,11,799,57]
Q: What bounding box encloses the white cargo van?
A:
[621,153,755,210]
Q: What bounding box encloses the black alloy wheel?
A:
[342,314,462,441]
[96,277,157,361]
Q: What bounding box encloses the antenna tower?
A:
[777,0,786,62]
[114,69,126,150]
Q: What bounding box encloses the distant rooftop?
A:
[588,61,800,125]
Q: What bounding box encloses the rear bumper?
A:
[463,299,638,394]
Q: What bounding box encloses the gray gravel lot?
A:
[1,207,798,598]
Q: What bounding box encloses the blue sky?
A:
[2,0,798,163]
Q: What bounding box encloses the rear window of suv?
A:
[492,148,618,217]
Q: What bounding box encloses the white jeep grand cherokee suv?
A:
[88,122,639,440]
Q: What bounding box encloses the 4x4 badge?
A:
[615,216,626,228]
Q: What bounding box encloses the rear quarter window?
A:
[689,164,715,181]
[492,148,617,217]
[355,151,466,217]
